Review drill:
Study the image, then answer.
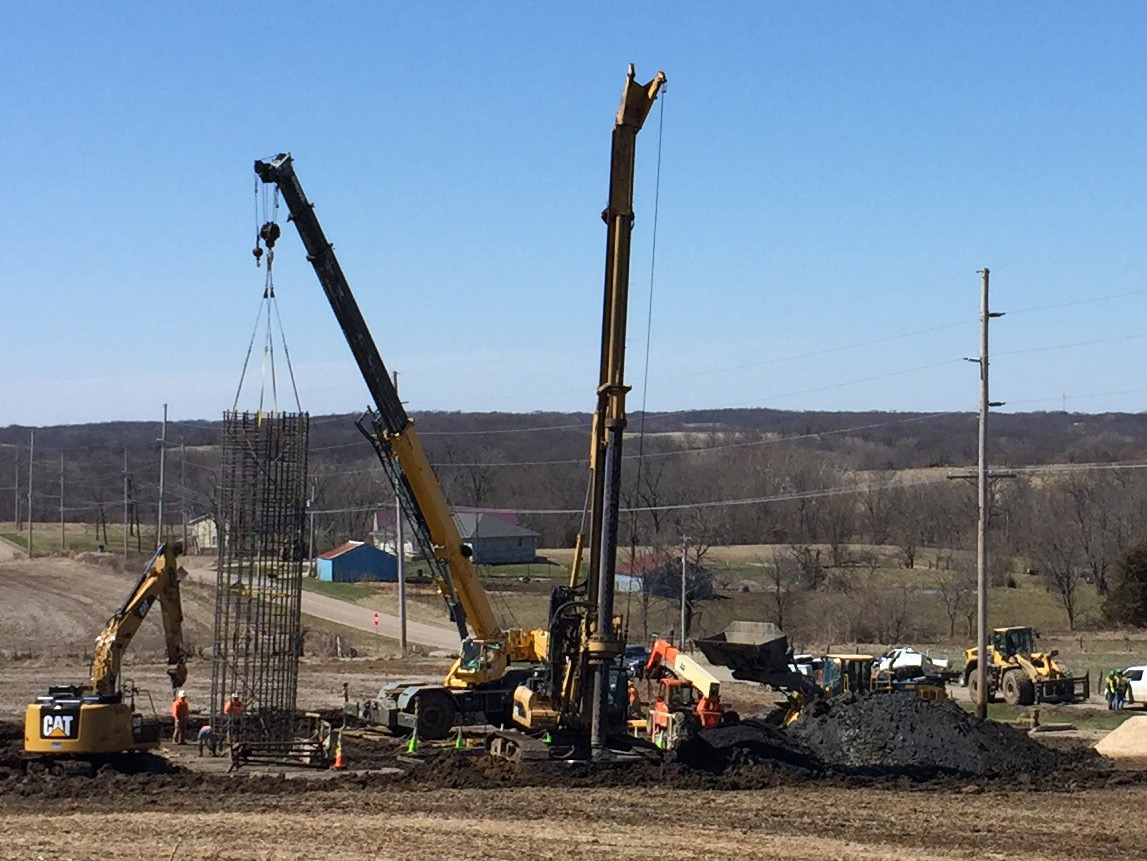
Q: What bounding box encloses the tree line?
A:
[5,407,1147,634]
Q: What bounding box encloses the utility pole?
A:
[395,370,408,655]
[680,537,689,651]
[26,430,33,558]
[307,479,317,577]
[123,449,129,563]
[970,268,1004,720]
[12,444,18,529]
[180,441,188,550]
[59,454,65,551]
[156,403,167,548]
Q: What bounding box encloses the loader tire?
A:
[1016,677,1036,706]
[1003,670,1024,706]
[969,672,997,705]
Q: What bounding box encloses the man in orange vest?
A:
[223,692,245,743]
[171,689,190,744]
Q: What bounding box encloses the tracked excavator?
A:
[24,542,187,757]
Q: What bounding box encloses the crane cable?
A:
[232,178,303,415]
[624,86,667,636]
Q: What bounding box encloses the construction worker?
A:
[627,678,642,719]
[1105,670,1120,710]
[223,692,245,742]
[1115,671,1129,711]
[196,723,220,757]
[171,689,190,744]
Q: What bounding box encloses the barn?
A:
[316,541,397,583]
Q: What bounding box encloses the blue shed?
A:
[316,541,397,583]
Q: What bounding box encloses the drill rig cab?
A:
[24,543,187,757]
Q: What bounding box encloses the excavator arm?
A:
[89,542,186,698]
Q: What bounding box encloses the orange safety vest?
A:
[172,697,189,720]
[223,699,244,717]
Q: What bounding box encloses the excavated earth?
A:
[6,708,1147,861]
[788,691,1065,778]
[1,694,1139,801]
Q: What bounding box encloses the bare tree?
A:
[819,482,858,568]
[934,553,975,638]
[859,471,898,545]
[765,548,805,631]
[1028,497,1085,630]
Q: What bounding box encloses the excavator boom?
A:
[90,542,186,697]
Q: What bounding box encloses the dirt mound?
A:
[674,719,820,774]
[789,692,1061,778]
[1096,715,1147,759]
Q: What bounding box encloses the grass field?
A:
[0,521,161,555]
[11,527,1146,672]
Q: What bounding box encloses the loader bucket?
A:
[696,621,792,679]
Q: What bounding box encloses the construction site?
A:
[1,73,1146,857]
[7,7,1147,860]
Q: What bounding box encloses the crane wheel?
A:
[413,691,456,741]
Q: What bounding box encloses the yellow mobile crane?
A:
[254,155,549,740]
[24,543,187,756]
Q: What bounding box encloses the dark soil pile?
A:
[789,692,1061,778]
[674,719,820,775]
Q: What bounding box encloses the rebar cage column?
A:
[210,411,309,742]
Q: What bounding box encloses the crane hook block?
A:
[260,221,281,248]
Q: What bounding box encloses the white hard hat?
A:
[177,689,186,697]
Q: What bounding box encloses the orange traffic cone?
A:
[333,731,347,770]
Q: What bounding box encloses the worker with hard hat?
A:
[223,692,245,743]
[171,689,190,744]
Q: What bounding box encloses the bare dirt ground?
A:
[5,554,1147,861]
[3,775,1146,861]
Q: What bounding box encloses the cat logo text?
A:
[41,714,77,739]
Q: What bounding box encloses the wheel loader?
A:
[962,626,1089,705]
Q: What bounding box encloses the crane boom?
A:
[254,155,547,699]
[253,153,498,645]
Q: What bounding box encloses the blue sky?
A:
[2,4,1147,425]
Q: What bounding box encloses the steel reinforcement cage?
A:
[210,410,309,742]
